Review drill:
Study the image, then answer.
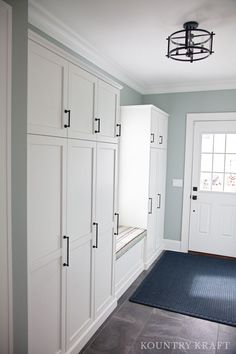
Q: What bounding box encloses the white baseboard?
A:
[68,298,117,354]
[144,246,164,270]
[163,239,182,252]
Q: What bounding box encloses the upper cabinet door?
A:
[97,80,120,143]
[157,113,168,149]
[67,64,97,140]
[150,110,159,147]
[28,41,68,137]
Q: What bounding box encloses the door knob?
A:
[192,195,197,200]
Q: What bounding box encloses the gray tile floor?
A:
[81,265,236,354]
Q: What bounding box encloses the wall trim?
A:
[28,0,143,94]
[181,112,236,253]
[163,239,182,252]
[0,1,13,353]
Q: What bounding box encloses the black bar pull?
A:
[93,222,98,248]
[95,118,101,133]
[148,198,153,214]
[64,109,71,128]
[159,135,163,145]
[151,133,155,143]
[157,194,161,209]
[63,236,69,267]
[114,213,119,235]
[116,124,121,137]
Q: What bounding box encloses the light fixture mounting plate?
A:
[183,21,199,30]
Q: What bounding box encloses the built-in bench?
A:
[115,226,147,299]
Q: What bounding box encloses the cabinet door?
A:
[28,135,67,354]
[97,80,120,143]
[66,139,96,350]
[151,111,159,148]
[157,113,168,149]
[68,64,97,140]
[28,41,68,137]
[156,149,167,250]
[94,143,117,318]
[147,148,158,257]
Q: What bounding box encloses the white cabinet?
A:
[28,41,68,137]
[28,135,67,354]
[119,105,168,267]
[28,40,120,143]
[28,136,118,354]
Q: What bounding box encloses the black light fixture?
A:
[166,21,215,63]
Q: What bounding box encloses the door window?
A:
[200,134,236,192]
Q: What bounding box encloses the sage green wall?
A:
[143,90,236,241]
[5,0,28,353]
[29,24,143,106]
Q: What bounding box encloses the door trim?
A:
[0,1,13,353]
[181,112,236,252]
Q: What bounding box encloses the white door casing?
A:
[181,113,236,254]
[189,121,236,257]
[0,1,12,353]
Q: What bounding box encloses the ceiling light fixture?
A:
[166,21,215,63]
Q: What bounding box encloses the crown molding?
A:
[28,0,145,94]
[142,79,236,95]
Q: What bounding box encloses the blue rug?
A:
[130,251,236,326]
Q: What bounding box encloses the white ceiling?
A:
[29,0,236,94]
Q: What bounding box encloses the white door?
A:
[189,121,236,257]
[94,143,117,318]
[156,149,167,250]
[28,41,68,137]
[68,64,97,140]
[66,139,96,350]
[97,80,120,143]
[28,135,67,354]
[147,148,158,257]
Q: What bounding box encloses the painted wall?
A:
[143,90,236,241]
[5,0,28,353]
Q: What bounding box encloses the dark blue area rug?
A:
[130,251,236,326]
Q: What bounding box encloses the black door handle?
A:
[93,222,99,248]
[95,118,101,133]
[63,236,70,267]
[151,133,155,143]
[192,195,197,200]
[64,109,71,128]
[116,124,121,137]
[114,213,119,235]
[148,198,153,214]
[159,135,163,145]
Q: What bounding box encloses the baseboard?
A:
[68,298,117,354]
[115,262,144,300]
[144,246,164,270]
[163,239,181,252]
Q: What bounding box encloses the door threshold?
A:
[188,251,236,261]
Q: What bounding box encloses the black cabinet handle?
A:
[63,236,70,267]
[95,118,101,133]
[148,198,153,214]
[157,194,161,209]
[116,124,121,137]
[151,133,155,143]
[93,222,99,248]
[64,110,71,128]
[192,195,197,200]
[159,135,163,145]
[114,213,119,235]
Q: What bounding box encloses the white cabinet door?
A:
[66,139,96,349]
[157,113,168,149]
[147,148,158,257]
[156,149,167,250]
[94,143,117,318]
[28,41,68,137]
[151,110,159,148]
[97,80,120,143]
[68,64,97,140]
[28,135,67,354]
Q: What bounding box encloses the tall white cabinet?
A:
[119,105,168,267]
[27,33,121,354]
